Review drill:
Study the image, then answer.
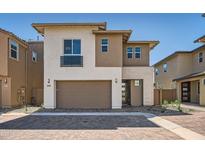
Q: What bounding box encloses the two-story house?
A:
[0,28,43,108]
[32,22,159,109]
[154,35,205,106]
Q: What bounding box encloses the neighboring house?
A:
[32,22,159,109]
[27,41,44,106]
[0,28,43,108]
[154,36,205,106]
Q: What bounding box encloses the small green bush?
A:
[161,99,182,112]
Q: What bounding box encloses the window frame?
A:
[63,39,81,56]
[163,63,168,72]
[127,47,133,59]
[134,47,141,59]
[9,40,19,61]
[101,38,109,52]
[198,52,203,63]
[32,51,38,63]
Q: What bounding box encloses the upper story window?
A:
[101,39,109,52]
[9,40,19,60]
[155,68,160,76]
[64,39,81,55]
[199,52,203,63]
[163,63,168,72]
[127,47,133,59]
[32,51,38,62]
[135,47,141,59]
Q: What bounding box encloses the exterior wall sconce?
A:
[134,80,140,87]
[115,78,118,83]
[4,78,7,84]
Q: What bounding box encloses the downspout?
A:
[25,45,28,108]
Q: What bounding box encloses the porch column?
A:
[200,78,205,106]
[176,81,181,102]
[143,77,154,106]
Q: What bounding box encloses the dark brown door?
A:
[181,82,190,102]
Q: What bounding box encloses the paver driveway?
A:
[0,114,182,140]
[160,112,205,136]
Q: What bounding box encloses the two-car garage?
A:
[56,81,111,109]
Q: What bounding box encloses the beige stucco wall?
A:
[155,55,178,89]
[95,34,123,67]
[192,46,205,73]
[44,26,122,109]
[130,79,143,106]
[122,67,154,106]
[155,53,193,89]
[0,32,8,76]
[177,54,193,76]
[27,41,44,105]
[123,43,150,66]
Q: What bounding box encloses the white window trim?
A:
[134,46,141,59]
[101,38,109,52]
[198,52,203,63]
[127,47,133,59]
[63,39,82,56]
[32,51,38,62]
[9,40,19,61]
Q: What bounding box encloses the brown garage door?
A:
[56,80,111,109]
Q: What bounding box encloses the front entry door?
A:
[181,82,190,102]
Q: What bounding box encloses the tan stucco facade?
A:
[8,43,27,107]
[123,43,150,66]
[0,32,8,76]
[95,34,123,67]
[192,46,205,73]
[155,53,193,89]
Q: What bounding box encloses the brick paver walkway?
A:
[0,115,181,140]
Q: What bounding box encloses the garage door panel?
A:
[56,81,111,109]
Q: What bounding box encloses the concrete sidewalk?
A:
[181,103,205,112]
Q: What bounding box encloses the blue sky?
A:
[0,13,204,65]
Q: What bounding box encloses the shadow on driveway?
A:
[0,115,160,130]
